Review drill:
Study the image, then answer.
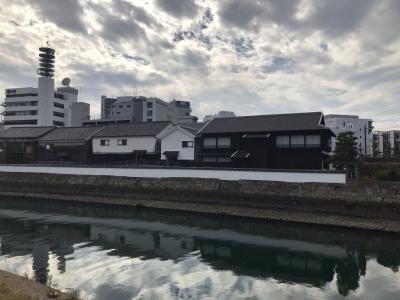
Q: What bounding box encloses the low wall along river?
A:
[0,166,399,232]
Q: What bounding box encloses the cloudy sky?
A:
[0,0,399,128]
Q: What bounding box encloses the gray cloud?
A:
[1,0,400,129]
[262,56,296,74]
[112,0,159,28]
[100,17,147,43]
[219,0,263,30]
[156,0,199,18]
[29,0,86,33]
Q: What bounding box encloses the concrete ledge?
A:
[0,165,346,183]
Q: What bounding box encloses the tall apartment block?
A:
[325,114,374,156]
[1,47,90,128]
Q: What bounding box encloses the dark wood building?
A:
[197,112,334,170]
[37,126,104,163]
[0,127,56,164]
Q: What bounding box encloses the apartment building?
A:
[324,115,373,156]
[84,96,197,126]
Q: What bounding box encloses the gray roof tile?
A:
[199,112,327,134]
[93,121,172,137]
[39,127,103,142]
[0,127,55,139]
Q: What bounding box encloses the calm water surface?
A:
[0,197,399,300]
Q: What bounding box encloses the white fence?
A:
[0,165,346,184]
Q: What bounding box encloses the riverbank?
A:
[0,270,76,300]
[0,171,400,232]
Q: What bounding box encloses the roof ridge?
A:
[212,111,322,121]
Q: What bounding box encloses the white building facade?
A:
[2,47,89,129]
[325,115,373,156]
[98,96,197,125]
[159,125,197,161]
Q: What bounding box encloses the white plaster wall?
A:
[0,165,346,183]
[92,136,157,154]
[161,130,194,160]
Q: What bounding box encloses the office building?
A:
[2,47,90,129]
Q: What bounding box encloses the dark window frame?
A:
[117,139,127,146]
[182,141,194,148]
[100,139,110,146]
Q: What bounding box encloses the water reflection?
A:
[0,198,399,299]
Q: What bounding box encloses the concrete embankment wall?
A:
[0,165,346,184]
[0,172,399,232]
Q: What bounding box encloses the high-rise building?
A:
[2,47,90,128]
[324,114,374,156]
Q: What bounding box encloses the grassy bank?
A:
[0,270,78,300]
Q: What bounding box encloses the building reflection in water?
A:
[0,198,399,297]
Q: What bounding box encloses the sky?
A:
[0,0,399,129]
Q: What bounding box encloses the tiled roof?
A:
[39,126,103,142]
[93,121,172,137]
[179,123,207,136]
[0,127,55,139]
[199,112,327,134]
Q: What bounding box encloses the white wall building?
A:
[92,121,173,156]
[158,124,200,161]
[325,114,373,156]
[2,47,89,129]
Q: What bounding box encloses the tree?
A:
[329,132,358,171]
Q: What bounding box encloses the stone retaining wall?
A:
[0,172,399,231]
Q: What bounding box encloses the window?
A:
[54,102,64,109]
[147,118,153,122]
[291,135,305,148]
[53,121,64,126]
[100,139,110,146]
[4,120,37,125]
[119,105,123,108]
[182,141,193,148]
[276,136,290,148]
[53,111,64,118]
[203,137,217,149]
[348,123,353,129]
[306,135,321,148]
[217,137,231,148]
[147,110,153,117]
[127,105,131,108]
[117,139,127,146]
[147,102,153,108]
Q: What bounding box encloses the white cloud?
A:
[0,0,399,129]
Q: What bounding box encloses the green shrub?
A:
[375,169,400,181]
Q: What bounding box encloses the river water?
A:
[0,197,399,300]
